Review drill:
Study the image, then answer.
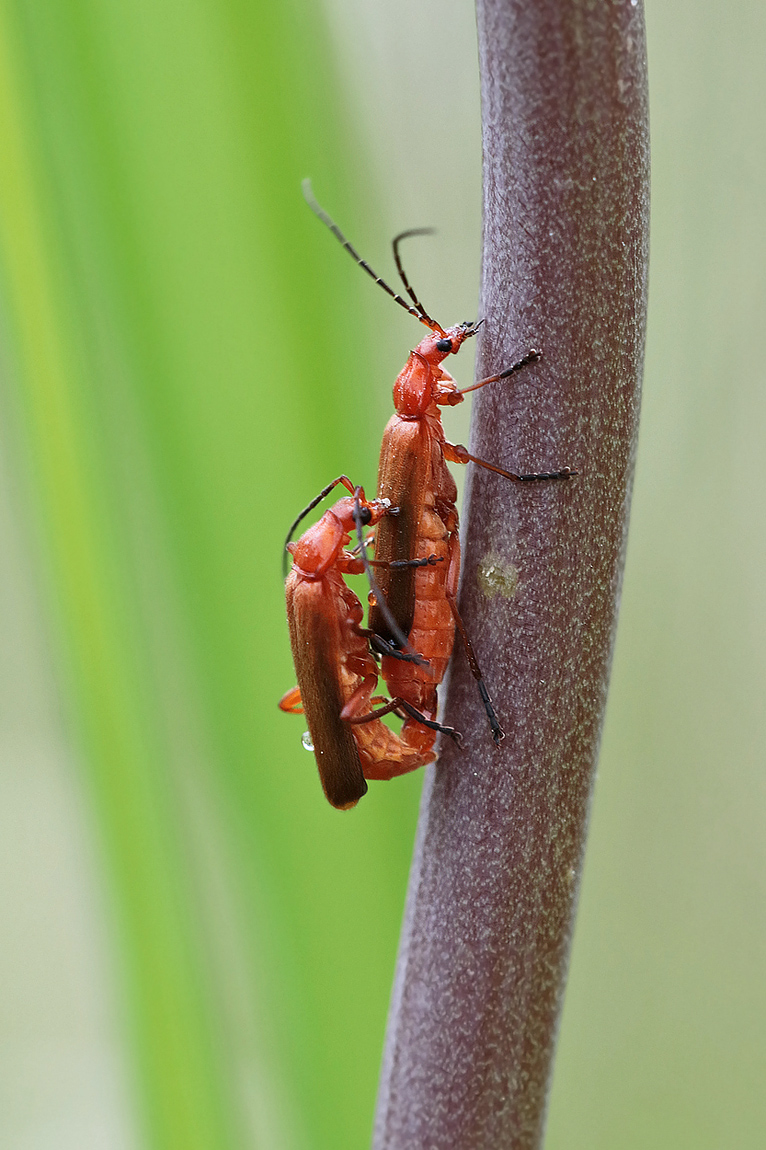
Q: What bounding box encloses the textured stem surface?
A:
[374,2,649,1147]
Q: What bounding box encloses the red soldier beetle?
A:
[303,183,577,745]
[279,477,458,809]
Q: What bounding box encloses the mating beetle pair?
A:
[280,186,575,808]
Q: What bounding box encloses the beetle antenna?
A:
[391,229,439,326]
[302,180,444,335]
[352,488,429,668]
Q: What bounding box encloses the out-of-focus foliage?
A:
[1,0,765,1147]
[0,0,431,1146]
[546,4,766,1146]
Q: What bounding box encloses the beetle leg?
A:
[446,589,505,745]
[433,367,461,405]
[339,673,378,722]
[347,696,461,746]
[449,348,543,400]
[367,632,434,667]
[278,685,304,714]
[345,698,401,724]
[368,554,444,569]
[394,700,462,746]
[442,529,505,745]
[444,441,576,482]
[343,548,441,577]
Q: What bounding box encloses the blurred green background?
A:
[0,0,764,1147]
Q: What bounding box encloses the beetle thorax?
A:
[289,511,344,579]
[393,351,434,417]
[393,323,475,417]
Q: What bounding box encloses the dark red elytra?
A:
[279,477,458,809]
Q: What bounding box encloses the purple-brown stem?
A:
[373,2,649,1147]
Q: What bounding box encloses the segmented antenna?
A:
[392,229,437,324]
[351,489,429,669]
[302,180,445,335]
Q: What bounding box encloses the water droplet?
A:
[301,731,314,752]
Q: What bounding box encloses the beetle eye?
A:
[359,507,372,526]
[436,338,452,353]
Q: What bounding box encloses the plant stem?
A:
[373,2,649,1147]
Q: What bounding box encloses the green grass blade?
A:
[0,0,426,1146]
